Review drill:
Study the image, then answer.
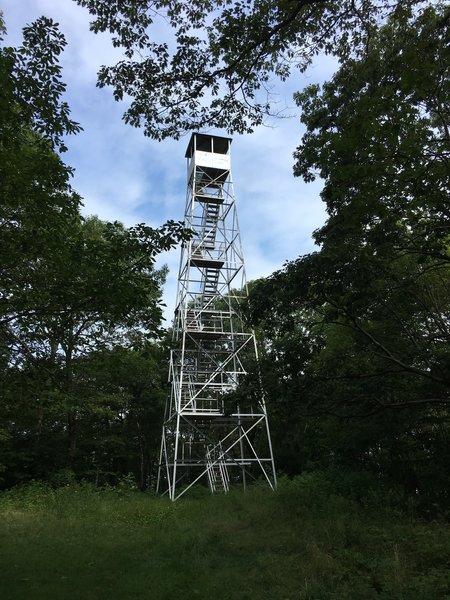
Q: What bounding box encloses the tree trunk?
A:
[64,343,77,467]
[67,411,77,467]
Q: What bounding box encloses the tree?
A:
[70,342,170,489]
[1,13,82,328]
[248,4,450,506]
[75,0,430,139]
[1,14,82,482]
[0,213,189,486]
[0,15,190,486]
[0,14,82,151]
[289,3,450,406]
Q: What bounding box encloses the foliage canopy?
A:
[75,0,432,139]
[0,13,189,488]
[248,3,450,506]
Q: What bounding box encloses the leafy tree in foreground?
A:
[75,0,430,139]
[0,15,189,486]
[1,14,82,481]
[249,4,450,507]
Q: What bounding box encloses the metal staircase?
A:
[206,444,230,494]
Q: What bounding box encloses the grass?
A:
[0,475,449,599]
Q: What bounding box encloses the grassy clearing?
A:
[1,475,449,599]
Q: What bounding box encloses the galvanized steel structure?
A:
[156,133,276,500]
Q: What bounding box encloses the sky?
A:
[2,0,337,324]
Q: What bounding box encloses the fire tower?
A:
[156,133,276,501]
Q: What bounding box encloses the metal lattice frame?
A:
[156,134,276,501]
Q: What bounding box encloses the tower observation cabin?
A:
[157,133,276,501]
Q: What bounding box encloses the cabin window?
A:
[196,135,212,153]
[212,137,229,155]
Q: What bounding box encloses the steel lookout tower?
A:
[157,133,276,500]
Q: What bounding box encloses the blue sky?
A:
[2,0,337,322]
